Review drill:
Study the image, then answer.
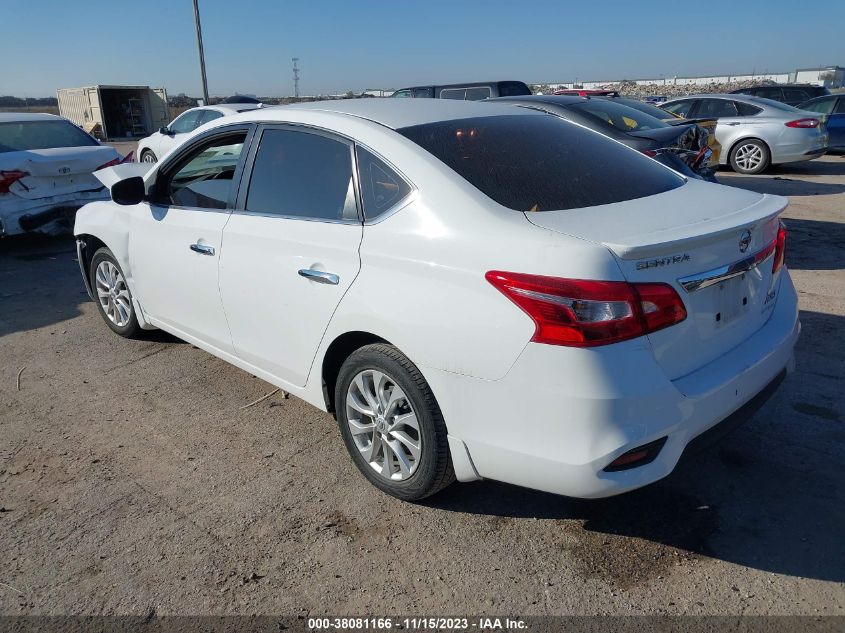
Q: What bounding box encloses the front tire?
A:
[335,344,455,501]
[729,139,770,174]
[90,247,141,338]
[140,149,157,164]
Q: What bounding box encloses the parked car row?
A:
[0,113,128,236]
[2,77,835,237]
[660,94,829,174]
[75,98,798,502]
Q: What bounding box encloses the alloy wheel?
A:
[734,143,764,171]
[345,369,422,481]
[141,152,156,164]
[95,260,132,327]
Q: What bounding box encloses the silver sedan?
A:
[661,94,828,174]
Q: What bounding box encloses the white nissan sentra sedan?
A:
[74,99,799,501]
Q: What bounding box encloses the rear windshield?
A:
[0,120,99,153]
[397,114,683,212]
[569,100,668,132]
[498,81,532,97]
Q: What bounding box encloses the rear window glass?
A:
[398,115,683,212]
[735,101,763,116]
[570,100,667,132]
[0,120,99,153]
[498,82,532,97]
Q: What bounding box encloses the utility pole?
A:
[192,0,210,104]
[292,57,300,98]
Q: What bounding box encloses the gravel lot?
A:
[1,156,843,617]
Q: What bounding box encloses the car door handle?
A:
[298,269,339,285]
[189,243,215,256]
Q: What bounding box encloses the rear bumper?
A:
[0,188,109,236]
[771,132,828,165]
[424,271,800,499]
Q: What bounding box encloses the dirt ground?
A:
[1,156,843,617]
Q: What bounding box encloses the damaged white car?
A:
[0,113,126,236]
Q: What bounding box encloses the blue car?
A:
[799,94,845,152]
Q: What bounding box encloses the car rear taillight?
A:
[640,149,658,158]
[772,220,787,273]
[785,118,819,128]
[0,170,29,194]
[485,271,687,347]
[96,157,121,170]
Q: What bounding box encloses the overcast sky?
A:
[4,0,844,97]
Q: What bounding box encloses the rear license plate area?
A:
[714,274,750,327]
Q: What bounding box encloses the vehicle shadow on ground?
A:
[783,218,845,271]
[0,235,87,338]
[426,310,845,584]
[0,234,186,341]
[717,174,845,196]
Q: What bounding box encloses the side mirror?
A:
[111,176,145,205]
[159,126,171,135]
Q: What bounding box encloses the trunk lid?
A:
[0,146,118,200]
[525,180,787,381]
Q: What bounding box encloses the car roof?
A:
[493,94,589,106]
[397,80,526,91]
[242,98,543,129]
[209,103,263,114]
[0,112,64,123]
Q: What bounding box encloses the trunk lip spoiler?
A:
[677,241,776,293]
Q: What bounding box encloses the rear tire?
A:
[335,344,455,501]
[140,149,157,164]
[90,247,141,338]
[729,139,770,174]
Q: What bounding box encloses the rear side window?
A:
[356,146,412,219]
[800,97,835,114]
[735,101,763,116]
[835,99,845,114]
[663,100,695,117]
[398,115,683,212]
[245,128,357,222]
[783,88,811,103]
[0,120,98,153]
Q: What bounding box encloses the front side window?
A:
[356,146,412,219]
[398,114,683,212]
[245,128,357,221]
[412,88,434,98]
[164,132,246,209]
[798,98,835,115]
[169,110,202,134]
[697,99,739,118]
[392,90,412,98]
[0,120,98,153]
[662,100,695,117]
